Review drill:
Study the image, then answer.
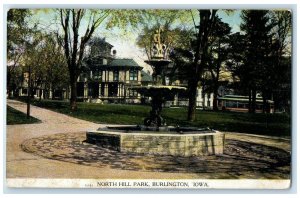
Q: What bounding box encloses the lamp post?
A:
[27,64,31,118]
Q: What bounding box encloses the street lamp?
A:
[27,64,31,118]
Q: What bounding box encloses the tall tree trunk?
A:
[187,79,198,121]
[70,75,78,111]
[187,10,217,121]
[213,91,218,111]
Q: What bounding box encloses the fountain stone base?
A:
[86,126,225,157]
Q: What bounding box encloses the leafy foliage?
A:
[135,10,195,60]
[228,10,292,112]
[7,9,32,97]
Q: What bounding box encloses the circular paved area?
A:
[21,132,290,179]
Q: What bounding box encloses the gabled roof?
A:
[108,58,142,69]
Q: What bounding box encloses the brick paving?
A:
[6,99,291,179]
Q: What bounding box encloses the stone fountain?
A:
[86,28,225,157]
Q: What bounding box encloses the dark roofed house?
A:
[77,37,144,104]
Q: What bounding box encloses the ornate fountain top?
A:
[152,27,166,59]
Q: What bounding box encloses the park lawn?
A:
[7,106,40,125]
[25,99,290,137]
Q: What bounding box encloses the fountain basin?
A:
[86,126,225,157]
[130,85,186,98]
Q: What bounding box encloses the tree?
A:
[205,17,231,110]
[30,33,69,100]
[187,10,218,121]
[22,30,45,117]
[7,9,31,97]
[39,33,69,100]
[240,10,274,113]
[228,10,291,113]
[226,32,247,94]
[269,10,292,112]
[59,9,110,110]
[169,45,195,83]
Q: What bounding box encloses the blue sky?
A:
[218,10,242,33]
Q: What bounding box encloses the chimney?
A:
[112,49,117,58]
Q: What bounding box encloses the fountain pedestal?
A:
[86,127,225,157]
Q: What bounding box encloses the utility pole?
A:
[27,64,31,118]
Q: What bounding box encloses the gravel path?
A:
[6,99,291,179]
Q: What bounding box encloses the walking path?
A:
[6,99,291,180]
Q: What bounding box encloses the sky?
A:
[31,9,242,73]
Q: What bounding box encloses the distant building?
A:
[163,64,214,109]
[170,80,214,109]
[217,95,274,113]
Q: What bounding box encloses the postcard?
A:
[6,7,292,189]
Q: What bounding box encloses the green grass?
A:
[7,106,40,125]
[19,99,291,137]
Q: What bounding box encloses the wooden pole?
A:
[27,65,31,118]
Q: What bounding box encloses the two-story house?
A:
[77,37,143,104]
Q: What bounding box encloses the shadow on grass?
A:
[7,106,41,125]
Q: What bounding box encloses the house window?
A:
[113,70,119,81]
[128,89,138,97]
[94,70,102,80]
[129,70,138,81]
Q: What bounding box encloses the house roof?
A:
[141,70,153,82]
[108,58,142,69]
[87,37,113,48]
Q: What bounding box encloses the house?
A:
[77,37,144,104]
[161,63,214,109]
[170,80,214,109]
